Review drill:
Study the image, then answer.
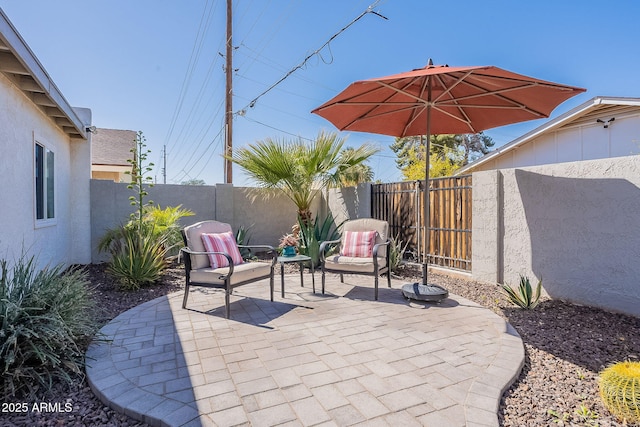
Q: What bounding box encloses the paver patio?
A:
[86,273,524,427]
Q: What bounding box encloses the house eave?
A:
[454,96,640,175]
[0,8,86,140]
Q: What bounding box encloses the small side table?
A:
[277,254,315,297]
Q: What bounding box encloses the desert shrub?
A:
[235,226,254,260]
[501,274,542,309]
[106,225,169,290]
[0,255,96,399]
[98,132,193,286]
[297,213,342,267]
[388,233,409,274]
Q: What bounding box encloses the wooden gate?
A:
[371,175,472,272]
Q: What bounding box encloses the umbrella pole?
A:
[401,81,448,302]
[423,104,431,285]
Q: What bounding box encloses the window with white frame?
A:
[35,141,55,221]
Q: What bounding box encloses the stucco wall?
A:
[0,74,92,269]
[326,184,372,226]
[472,155,640,316]
[90,182,324,262]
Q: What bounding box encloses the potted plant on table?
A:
[279,233,299,257]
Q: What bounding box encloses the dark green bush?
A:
[0,255,96,399]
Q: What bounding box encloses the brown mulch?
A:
[1,262,639,426]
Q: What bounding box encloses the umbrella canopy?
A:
[312,61,585,298]
[312,62,586,138]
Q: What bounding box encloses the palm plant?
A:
[143,204,194,256]
[226,131,379,224]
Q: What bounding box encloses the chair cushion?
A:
[190,261,272,285]
[341,230,377,257]
[324,255,387,274]
[201,231,244,268]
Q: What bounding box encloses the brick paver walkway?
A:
[86,274,524,427]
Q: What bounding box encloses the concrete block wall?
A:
[90,181,326,262]
[472,155,640,317]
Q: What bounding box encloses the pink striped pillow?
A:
[341,230,377,258]
[201,231,244,268]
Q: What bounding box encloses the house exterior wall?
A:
[472,155,640,317]
[91,165,131,183]
[0,73,91,269]
[472,114,640,173]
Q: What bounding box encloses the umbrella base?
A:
[402,282,448,302]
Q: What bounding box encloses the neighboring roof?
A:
[455,96,640,175]
[91,129,136,166]
[0,8,86,139]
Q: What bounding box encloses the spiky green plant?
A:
[388,233,409,274]
[599,361,640,424]
[235,226,253,260]
[106,225,168,290]
[297,213,342,267]
[0,255,96,399]
[500,275,542,309]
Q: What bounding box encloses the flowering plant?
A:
[278,233,299,248]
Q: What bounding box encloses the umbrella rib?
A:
[402,75,431,136]
[464,84,547,117]
[335,83,411,130]
[376,81,429,107]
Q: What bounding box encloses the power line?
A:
[237,1,387,115]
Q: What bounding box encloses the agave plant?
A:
[106,225,169,290]
[388,233,409,275]
[297,213,342,267]
[501,274,542,309]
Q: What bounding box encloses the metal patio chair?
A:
[319,218,391,300]
[180,220,276,318]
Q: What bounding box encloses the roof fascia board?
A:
[0,8,86,139]
[455,96,640,175]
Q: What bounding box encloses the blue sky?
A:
[2,1,639,185]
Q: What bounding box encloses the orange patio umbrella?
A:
[312,60,585,301]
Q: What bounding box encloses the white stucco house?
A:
[0,8,92,270]
[456,96,640,175]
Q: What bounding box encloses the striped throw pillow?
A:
[341,230,377,258]
[201,231,244,268]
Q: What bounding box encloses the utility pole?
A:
[163,144,167,184]
[224,0,233,183]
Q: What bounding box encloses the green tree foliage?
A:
[390,133,494,179]
[337,147,375,187]
[227,131,379,224]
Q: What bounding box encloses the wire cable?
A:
[237,0,386,114]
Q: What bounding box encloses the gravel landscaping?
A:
[2,262,638,426]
